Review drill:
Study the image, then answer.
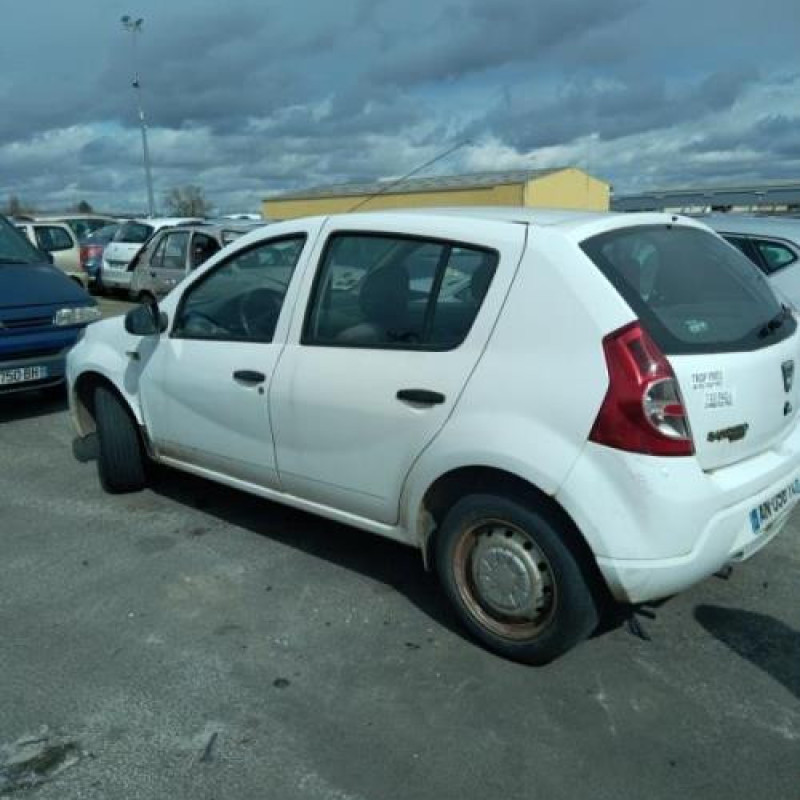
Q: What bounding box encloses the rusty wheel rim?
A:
[452,518,557,640]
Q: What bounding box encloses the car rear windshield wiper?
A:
[758,306,790,339]
[0,257,33,265]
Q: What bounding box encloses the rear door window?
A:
[582,225,795,354]
[753,239,798,274]
[303,233,497,350]
[190,233,220,269]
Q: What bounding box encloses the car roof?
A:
[35,214,115,221]
[151,221,267,237]
[19,219,72,230]
[319,206,701,241]
[131,217,204,227]
[699,214,800,243]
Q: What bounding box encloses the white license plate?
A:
[749,478,800,534]
[0,365,49,386]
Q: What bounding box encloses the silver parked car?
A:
[703,215,800,308]
[101,217,203,295]
[129,221,265,302]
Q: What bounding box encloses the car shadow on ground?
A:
[695,604,800,700]
[144,464,636,648]
[147,465,467,640]
[0,389,68,424]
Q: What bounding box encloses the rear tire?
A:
[435,494,599,664]
[94,385,146,493]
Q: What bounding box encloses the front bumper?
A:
[557,426,800,603]
[0,347,72,394]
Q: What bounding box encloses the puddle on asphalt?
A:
[0,734,81,795]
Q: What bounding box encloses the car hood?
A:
[0,262,90,309]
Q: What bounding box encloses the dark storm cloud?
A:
[373,0,642,86]
[695,113,800,161]
[472,67,759,151]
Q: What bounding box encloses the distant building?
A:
[262,167,609,220]
[613,180,800,215]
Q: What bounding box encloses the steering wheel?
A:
[181,310,226,338]
[238,288,283,339]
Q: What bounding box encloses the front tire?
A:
[435,494,599,664]
[94,385,146,493]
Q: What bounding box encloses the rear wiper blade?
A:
[758,306,790,338]
[0,257,32,264]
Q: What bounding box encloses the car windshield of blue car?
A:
[0,216,43,264]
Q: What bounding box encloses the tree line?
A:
[3,185,211,218]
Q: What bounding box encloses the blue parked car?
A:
[0,214,101,395]
[79,222,120,288]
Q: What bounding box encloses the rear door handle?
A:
[233,369,266,385]
[396,389,446,406]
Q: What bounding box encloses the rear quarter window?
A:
[581,225,795,354]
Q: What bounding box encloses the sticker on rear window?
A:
[691,371,724,392]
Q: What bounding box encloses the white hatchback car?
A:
[702,215,800,309]
[67,208,800,663]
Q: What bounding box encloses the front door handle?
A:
[397,388,446,406]
[233,369,266,385]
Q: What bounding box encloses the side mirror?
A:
[124,302,168,336]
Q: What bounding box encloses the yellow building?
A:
[262,167,609,220]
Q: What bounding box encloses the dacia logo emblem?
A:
[782,360,795,393]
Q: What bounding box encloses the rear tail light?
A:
[79,245,102,271]
[590,322,694,456]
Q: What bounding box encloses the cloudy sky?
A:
[2,0,799,214]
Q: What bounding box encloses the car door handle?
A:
[396,389,446,406]
[233,369,267,385]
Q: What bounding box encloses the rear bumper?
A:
[557,427,800,603]
[101,269,132,291]
[594,475,797,603]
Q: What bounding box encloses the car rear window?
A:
[581,224,795,354]
[117,221,154,244]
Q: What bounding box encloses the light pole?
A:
[121,15,156,217]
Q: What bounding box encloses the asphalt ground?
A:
[94,295,137,320]
[0,301,798,798]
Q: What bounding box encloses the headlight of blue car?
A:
[53,306,102,326]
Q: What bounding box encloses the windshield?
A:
[0,215,46,265]
[85,223,120,245]
[581,224,795,354]
[115,221,154,244]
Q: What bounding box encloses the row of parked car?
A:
[10,213,266,298]
[5,204,800,664]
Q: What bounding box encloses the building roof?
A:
[613,180,800,211]
[265,168,573,202]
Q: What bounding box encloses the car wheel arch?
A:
[74,371,141,436]
[417,465,611,607]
